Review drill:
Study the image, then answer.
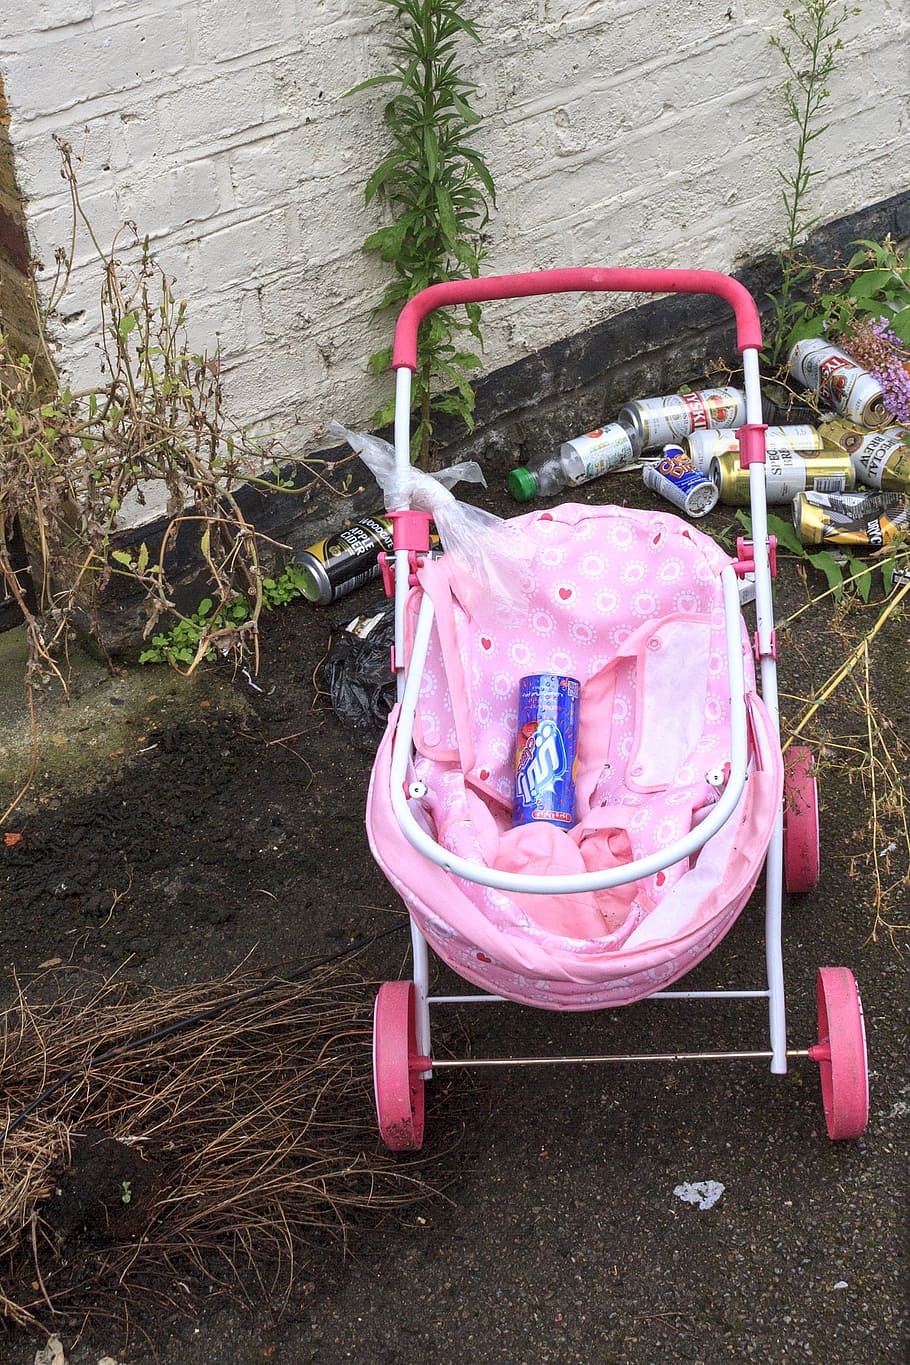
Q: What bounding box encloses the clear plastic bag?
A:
[330,422,531,616]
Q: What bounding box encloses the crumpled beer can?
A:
[819,419,910,492]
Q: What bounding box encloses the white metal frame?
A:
[386,344,788,1077]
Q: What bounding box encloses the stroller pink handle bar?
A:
[391,268,762,371]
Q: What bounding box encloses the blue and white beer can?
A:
[513,674,580,828]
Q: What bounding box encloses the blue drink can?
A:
[642,443,719,518]
[513,674,580,828]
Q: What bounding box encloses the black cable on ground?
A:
[1,921,409,1143]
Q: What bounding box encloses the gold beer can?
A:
[682,424,823,472]
[709,446,855,505]
[793,490,910,548]
[788,338,891,428]
[818,418,910,492]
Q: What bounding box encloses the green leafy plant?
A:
[765,0,857,367]
[120,1179,132,1206]
[786,237,910,346]
[138,562,310,667]
[349,0,496,467]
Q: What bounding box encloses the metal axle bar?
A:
[428,1049,812,1070]
[427,990,770,1005]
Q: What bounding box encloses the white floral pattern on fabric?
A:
[552,581,578,607]
[509,640,534,670]
[705,696,724,724]
[631,589,658,618]
[489,735,510,766]
[674,590,701,612]
[474,699,493,728]
[657,558,684,584]
[579,552,607,579]
[605,520,635,549]
[620,560,648,585]
[547,649,576,675]
[569,620,596,645]
[491,670,513,698]
[593,586,621,616]
[530,609,557,636]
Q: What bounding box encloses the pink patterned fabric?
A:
[366,503,783,1009]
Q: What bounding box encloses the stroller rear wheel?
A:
[809,967,869,1140]
[783,745,820,893]
[373,981,427,1151]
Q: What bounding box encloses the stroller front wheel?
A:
[373,981,427,1151]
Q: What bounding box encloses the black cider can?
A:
[296,514,394,605]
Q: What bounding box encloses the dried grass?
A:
[0,963,435,1332]
[779,576,910,943]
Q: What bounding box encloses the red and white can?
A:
[619,387,746,454]
[788,338,890,428]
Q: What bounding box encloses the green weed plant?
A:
[350,0,496,467]
[766,0,857,367]
[785,236,910,349]
[138,562,310,668]
[736,507,906,605]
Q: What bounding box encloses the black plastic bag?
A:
[321,601,397,742]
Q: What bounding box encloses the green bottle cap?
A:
[507,466,538,501]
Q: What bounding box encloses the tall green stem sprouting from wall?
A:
[350,0,496,467]
[767,0,856,367]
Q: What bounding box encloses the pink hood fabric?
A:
[366,503,784,1009]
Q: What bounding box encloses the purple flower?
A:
[869,315,904,351]
[877,364,910,424]
[833,316,910,423]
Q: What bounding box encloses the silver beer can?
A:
[618,387,746,454]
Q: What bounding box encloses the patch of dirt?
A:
[41,1129,161,1247]
[0,605,387,989]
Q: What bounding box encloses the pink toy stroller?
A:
[364,268,869,1150]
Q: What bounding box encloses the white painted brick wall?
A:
[1,0,907,527]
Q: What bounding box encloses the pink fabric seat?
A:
[367,503,783,1009]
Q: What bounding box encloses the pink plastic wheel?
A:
[783,745,820,893]
[809,967,869,1140]
[373,981,428,1151]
